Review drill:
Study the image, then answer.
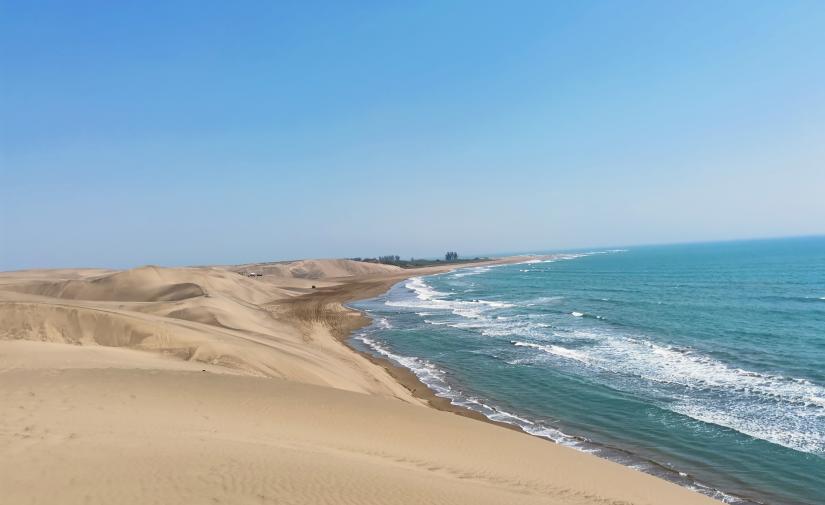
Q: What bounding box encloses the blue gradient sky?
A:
[2,1,824,269]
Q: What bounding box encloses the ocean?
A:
[350,236,825,505]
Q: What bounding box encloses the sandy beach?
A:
[0,258,722,505]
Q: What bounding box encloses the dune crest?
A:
[0,262,413,395]
[232,258,402,279]
[2,265,294,304]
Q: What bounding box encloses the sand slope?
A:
[0,259,722,505]
[1,265,292,303]
[1,366,721,505]
[232,258,403,279]
[0,263,411,395]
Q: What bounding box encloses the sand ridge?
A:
[0,260,414,396]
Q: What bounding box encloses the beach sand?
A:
[0,258,721,504]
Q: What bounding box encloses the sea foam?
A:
[511,329,825,454]
[398,271,825,455]
[352,242,825,505]
[386,276,513,319]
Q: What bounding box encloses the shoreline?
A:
[1,257,727,505]
[319,259,752,505]
[279,256,533,430]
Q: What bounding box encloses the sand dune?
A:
[0,258,721,505]
[1,265,292,303]
[0,263,411,394]
[232,258,402,279]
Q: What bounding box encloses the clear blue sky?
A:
[2,1,824,269]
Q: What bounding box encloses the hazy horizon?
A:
[2,2,824,270]
[1,233,821,272]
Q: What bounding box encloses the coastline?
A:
[321,258,746,505]
[0,257,725,505]
[280,256,540,433]
[282,256,533,430]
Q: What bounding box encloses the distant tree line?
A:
[350,251,476,269]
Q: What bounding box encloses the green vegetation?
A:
[350,252,485,269]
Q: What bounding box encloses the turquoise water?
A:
[351,237,825,505]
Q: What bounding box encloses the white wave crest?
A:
[451,266,493,278]
[511,331,825,454]
[512,341,591,363]
[387,276,513,319]
[671,400,825,456]
[376,317,392,329]
[356,335,452,397]
[358,333,589,450]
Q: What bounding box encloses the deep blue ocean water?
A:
[351,237,825,505]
